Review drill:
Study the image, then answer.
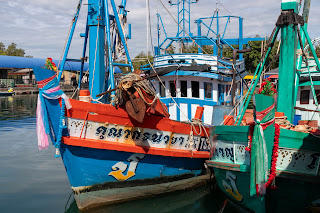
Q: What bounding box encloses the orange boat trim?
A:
[62,136,211,159]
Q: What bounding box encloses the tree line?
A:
[127,36,282,73]
[0,42,32,57]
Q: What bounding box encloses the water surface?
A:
[0,95,236,213]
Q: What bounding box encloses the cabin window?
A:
[180,81,187,97]
[170,81,176,97]
[300,90,310,104]
[204,82,212,99]
[159,82,166,97]
[191,81,199,98]
[313,90,320,104]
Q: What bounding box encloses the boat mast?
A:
[88,0,106,103]
[87,0,133,103]
[277,0,300,123]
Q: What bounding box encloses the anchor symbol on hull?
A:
[109,153,145,181]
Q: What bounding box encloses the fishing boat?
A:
[0,87,14,96]
[206,0,320,212]
[32,0,214,211]
[294,36,320,126]
[0,92,14,96]
[32,0,265,211]
[143,1,262,125]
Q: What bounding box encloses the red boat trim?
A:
[66,99,210,137]
[37,75,56,89]
[62,136,211,158]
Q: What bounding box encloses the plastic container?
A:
[79,90,91,102]
[293,114,301,125]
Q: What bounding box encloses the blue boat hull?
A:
[60,143,211,210]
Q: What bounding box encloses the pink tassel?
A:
[37,96,49,150]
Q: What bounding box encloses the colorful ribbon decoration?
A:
[249,102,275,197]
[36,76,72,154]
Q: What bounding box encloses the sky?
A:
[1,0,320,60]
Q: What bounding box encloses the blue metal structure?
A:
[148,2,264,125]
[168,0,198,39]
[155,4,262,57]
[56,0,133,103]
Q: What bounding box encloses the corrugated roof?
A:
[0,55,89,71]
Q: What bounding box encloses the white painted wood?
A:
[169,103,177,120]
[180,103,189,122]
[191,104,199,119]
[199,79,204,99]
[295,85,320,125]
[212,80,219,102]
[203,105,213,124]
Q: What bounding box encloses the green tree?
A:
[115,51,154,73]
[132,51,153,71]
[0,42,5,55]
[182,43,198,53]
[0,42,30,57]
[221,38,280,73]
[202,45,213,54]
[166,45,175,54]
[6,43,25,56]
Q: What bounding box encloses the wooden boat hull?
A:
[59,99,212,210]
[207,125,320,213]
[31,68,213,210]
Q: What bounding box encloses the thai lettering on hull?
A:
[109,153,145,181]
[67,118,211,152]
[222,171,243,202]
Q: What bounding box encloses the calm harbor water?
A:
[0,94,237,213]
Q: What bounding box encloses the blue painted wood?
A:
[160,97,217,107]
[33,67,61,142]
[60,143,204,188]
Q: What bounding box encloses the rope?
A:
[218,199,228,213]
[57,0,82,70]
[55,99,66,158]
[114,72,157,106]
[71,87,79,99]
[189,118,211,150]
[146,0,211,149]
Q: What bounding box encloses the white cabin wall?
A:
[187,79,192,98]
[295,85,320,124]
[180,103,189,121]
[153,75,234,125]
[203,105,213,124]
[212,80,218,102]
[199,79,204,99]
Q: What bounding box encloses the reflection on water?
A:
[0,95,237,213]
[65,185,237,213]
[0,95,38,119]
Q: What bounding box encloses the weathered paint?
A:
[281,0,299,12]
[277,15,297,123]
